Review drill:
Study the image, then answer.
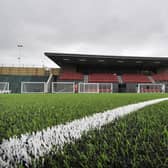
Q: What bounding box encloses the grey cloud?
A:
[0,0,168,67]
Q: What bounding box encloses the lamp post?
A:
[17,44,23,65]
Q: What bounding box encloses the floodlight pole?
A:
[17,44,23,66]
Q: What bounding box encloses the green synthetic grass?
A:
[0,93,168,142]
[38,101,168,168]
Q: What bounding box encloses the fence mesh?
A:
[137,83,165,93]
[21,82,46,93]
[52,82,75,93]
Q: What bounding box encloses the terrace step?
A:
[117,75,123,84]
[148,76,155,83]
[84,75,88,83]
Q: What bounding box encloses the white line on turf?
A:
[0,97,168,167]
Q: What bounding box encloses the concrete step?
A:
[84,75,88,83]
[117,75,123,84]
[148,76,155,83]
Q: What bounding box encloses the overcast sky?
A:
[0,0,168,68]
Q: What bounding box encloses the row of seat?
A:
[122,74,150,83]
[152,73,168,81]
[88,73,118,83]
[59,72,83,80]
[59,72,168,83]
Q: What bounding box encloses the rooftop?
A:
[45,52,168,68]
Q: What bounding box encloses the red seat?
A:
[152,73,168,81]
[59,71,83,80]
[88,73,118,83]
[122,74,150,83]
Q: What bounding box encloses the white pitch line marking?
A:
[0,97,168,167]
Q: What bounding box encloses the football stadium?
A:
[0,53,168,167]
[1,52,168,94]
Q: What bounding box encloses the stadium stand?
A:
[44,52,168,93]
[88,73,118,83]
[122,74,151,83]
[1,53,168,93]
